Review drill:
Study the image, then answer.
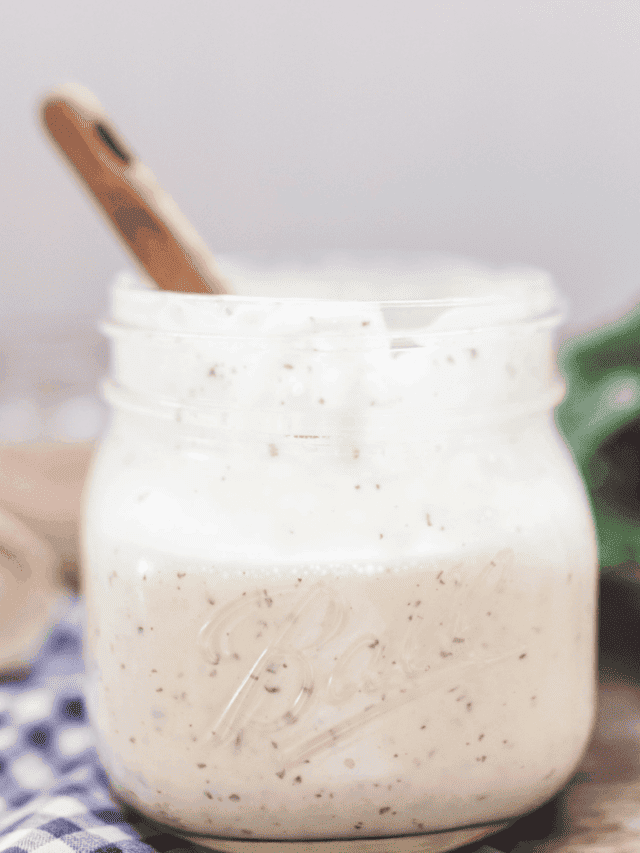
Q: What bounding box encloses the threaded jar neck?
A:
[102,263,565,437]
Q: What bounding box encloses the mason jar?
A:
[81,261,597,853]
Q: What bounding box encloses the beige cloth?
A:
[0,441,93,670]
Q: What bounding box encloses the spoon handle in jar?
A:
[40,83,230,295]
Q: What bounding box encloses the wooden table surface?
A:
[480,565,640,853]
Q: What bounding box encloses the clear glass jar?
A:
[82,261,597,853]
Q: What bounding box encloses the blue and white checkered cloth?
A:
[0,601,506,853]
[0,600,199,853]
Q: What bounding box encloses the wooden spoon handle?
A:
[40,83,229,295]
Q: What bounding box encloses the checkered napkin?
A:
[0,600,198,853]
[0,601,506,853]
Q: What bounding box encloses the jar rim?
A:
[110,260,566,338]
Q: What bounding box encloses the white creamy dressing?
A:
[82,260,597,842]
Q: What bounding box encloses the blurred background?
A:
[1,1,640,441]
[4,1,640,329]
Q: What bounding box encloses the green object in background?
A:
[556,303,640,570]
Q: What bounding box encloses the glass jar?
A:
[82,261,597,853]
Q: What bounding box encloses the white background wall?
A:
[2,0,640,339]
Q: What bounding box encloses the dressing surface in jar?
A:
[82,260,597,853]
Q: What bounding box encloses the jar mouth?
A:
[109,257,566,339]
[102,258,566,436]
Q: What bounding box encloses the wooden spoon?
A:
[40,83,230,295]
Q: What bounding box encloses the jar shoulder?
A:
[82,419,596,568]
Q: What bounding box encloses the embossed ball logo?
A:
[197,551,523,769]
